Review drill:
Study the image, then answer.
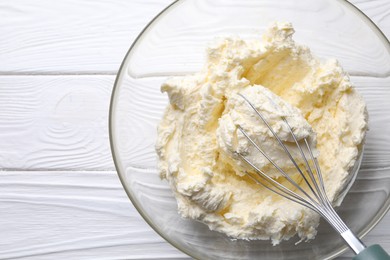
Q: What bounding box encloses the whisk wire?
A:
[303,139,333,210]
[234,93,368,254]
[236,152,318,212]
[283,119,324,204]
[238,153,353,237]
[237,93,321,204]
[303,134,350,233]
[237,126,320,208]
[238,127,346,233]
[283,121,348,234]
[236,93,354,235]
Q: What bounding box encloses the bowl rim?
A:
[109,0,390,259]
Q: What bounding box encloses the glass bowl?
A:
[109,0,390,259]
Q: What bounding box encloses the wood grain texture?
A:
[0,0,387,74]
[0,0,172,74]
[0,76,115,170]
[0,171,388,259]
[0,0,389,259]
[350,0,390,39]
[0,171,188,260]
[1,75,389,171]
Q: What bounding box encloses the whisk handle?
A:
[353,245,390,260]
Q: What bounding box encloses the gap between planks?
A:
[0,72,118,76]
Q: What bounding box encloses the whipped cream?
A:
[217,85,317,178]
[156,22,368,244]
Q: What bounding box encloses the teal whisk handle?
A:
[353,245,390,260]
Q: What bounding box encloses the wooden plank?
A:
[0,171,388,259]
[351,76,390,169]
[0,0,173,74]
[0,171,188,260]
[2,75,389,171]
[0,0,388,74]
[350,0,390,39]
[0,1,389,259]
[0,75,115,170]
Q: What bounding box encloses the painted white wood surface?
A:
[0,0,389,259]
[0,76,115,170]
[0,171,187,260]
[0,171,389,260]
[0,0,172,74]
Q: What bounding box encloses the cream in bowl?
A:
[156,22,368,245]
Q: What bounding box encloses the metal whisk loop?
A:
[235,93,366,254]
[237,93,319,200]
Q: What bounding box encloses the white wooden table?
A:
[0,1,389,259]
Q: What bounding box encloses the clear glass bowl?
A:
[109,0,390,259]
